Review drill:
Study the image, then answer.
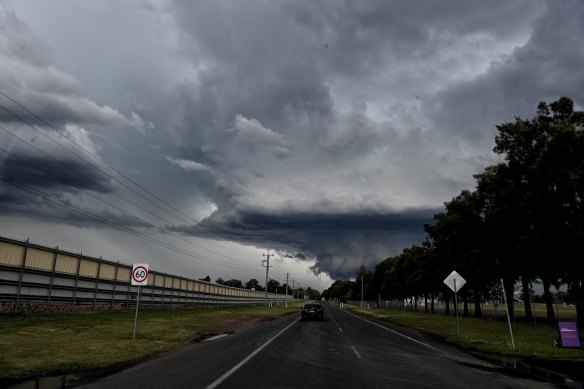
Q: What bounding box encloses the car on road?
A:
[301,303,324,321]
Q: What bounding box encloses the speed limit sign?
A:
[131,263,149,286]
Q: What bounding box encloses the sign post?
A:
[443,270,466,337]
[500,278,516,350]
[131,264,149,340]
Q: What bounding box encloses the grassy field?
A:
[0,304,303,380]
[350,304,584,359]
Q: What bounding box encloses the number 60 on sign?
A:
[132,263,149,286]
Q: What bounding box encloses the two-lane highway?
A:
[78,302,558,388]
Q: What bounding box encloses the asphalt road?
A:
[76,302,559,389]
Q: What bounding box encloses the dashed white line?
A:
[351,346,362,359]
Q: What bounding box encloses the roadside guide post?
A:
[500,278,516,350]
[131,264,149,340]
[443,271,466,337]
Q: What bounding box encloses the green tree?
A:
[322,280,354,302]
[223,279,244,288]
[353,265,374,302]
[267,279,281,293]
[482,97,584,324]
[425,190,491,318]
[246,278,263,291]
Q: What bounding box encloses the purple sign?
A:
[559,322,581,348]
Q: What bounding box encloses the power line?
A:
[0,174,256,272]
[0,144,250,266]
[0,91,260,256]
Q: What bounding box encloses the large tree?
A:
[425,190,491,318]
[494,97,584,322]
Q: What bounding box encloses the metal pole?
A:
[500,279,516,350]
[454,278,460,336]
[285,273,289,308]
[47,246,58,311]
[361,275,364,308]
[133,286,141,340]
[14,238,29,315]
[263,253,271,307]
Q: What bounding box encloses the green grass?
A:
[0,304,303,379]
[350,304,584,359]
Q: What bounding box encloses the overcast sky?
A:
[1,1,583,291]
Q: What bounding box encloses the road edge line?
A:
[206,317,300,389]
[340,308,448,355]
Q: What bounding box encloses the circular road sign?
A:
[132,263,149,286]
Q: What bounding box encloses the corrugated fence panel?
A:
[155,273,164,287]
[55,254,78,274]
[0,241,24,266]
[25,248,53,271]
[164,276,173,288]
[99,264,116,280]
[117,267,130,281]
[173,278,180,289]
[79,259,98,277]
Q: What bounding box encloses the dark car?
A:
[301,303,324,321]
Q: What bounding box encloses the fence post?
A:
[126,267,131,310]
[152,271,157,307]
[111,262,119,310]
[72,252,82,308]
[46,246,58,312]
[184,278,188,308]
[93,257,102,310]
[161,274,166,306]
[14,238,29,315]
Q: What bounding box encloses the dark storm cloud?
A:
[0,153,151,228]
[174,208,437,279]
[1,154,113,193]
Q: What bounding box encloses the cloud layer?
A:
[1,1,584,285]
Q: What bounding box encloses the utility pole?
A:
[292,280,295,299]
[285,273,289,308]
[262,253,273,307]
[361,274,364,308]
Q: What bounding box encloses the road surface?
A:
[76,302,558,388]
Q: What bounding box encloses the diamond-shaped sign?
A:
[443,270,466,292]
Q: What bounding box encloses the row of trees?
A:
[211,277,321,299]
[324,97,584,326]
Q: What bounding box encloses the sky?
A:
[1,1,583,292]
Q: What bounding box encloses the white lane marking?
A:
[338,327,343,333]
[206,317,299,389]
[339,308,448,355]
[351,346,362,359]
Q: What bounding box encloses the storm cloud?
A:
[1,1,583,288]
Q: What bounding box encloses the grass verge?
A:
[349,305,584,359]
[0,303,303,380]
